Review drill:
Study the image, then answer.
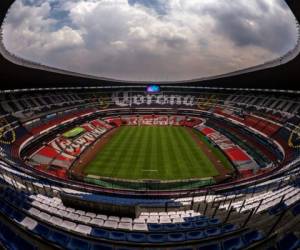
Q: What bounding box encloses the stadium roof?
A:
[0,0,300,90]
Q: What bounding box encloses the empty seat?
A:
[15,235,37,250]
[197,243,221,250]
[120,217,132,223]
[147,217,159,224]
[11,210,24,223]
[37,212,51,222]
[127,232,147,243]
[28,207,41,217]
[179,222,193,230]
[91,228,109,239]
[108,216,119,222]
[96,214,107,220]
[90,218,104,226]
[74,224,92,235]
[75,210,86,216]
[86,212,96,218]
[118,222,132,231]
[243,230,264,246]
[61,220,77,230]
[292,203,300,216]
[163,223,179,231]
[148,223,163,231]
[172,217,185,223]
[167,232,186,242]
[208,218,220,225]
[133,218,145,224]
[205,227,221,237]
[148,233,167,243]
[186,230,204,240]
[222,224,238,233]
[33,223,50,238]
[223,236,245,250]
[103,220,118,229]
[193,221,208,229]
[91,243,113,250]
[20,217,38,230]
[109,231,126,241]
[133,223,148,231]
[66,238,90,250]
[77,215,91,223]
[50,216,63,226]
[277,232,300,250]
[160,216,171,224]
[48,231,70,247]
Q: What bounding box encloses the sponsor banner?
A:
[50,127,107,157]
[0,116,29,156]
[104,115,203,127]
[198,126,255,169]
[112,92,196,107]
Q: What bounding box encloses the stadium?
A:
[0,0,300,249]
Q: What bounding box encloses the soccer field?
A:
[84,126,220,180]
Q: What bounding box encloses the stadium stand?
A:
[0,0,300,249]
[0,87,300,249]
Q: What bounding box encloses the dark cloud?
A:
[202,0,296,54]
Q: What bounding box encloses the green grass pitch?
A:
[84,126,221,180]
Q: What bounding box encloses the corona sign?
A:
[288,124,300,149]
[98,95,110,109]
[0,118,16,145]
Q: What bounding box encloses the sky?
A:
[2,0,299,82]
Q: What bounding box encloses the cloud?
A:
[2,0,298,82]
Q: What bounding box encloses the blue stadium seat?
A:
[268,202,287,215]
[243,230,264,246]
[185,216,200,222]
[208,218,220,225]
[109,231,126,241]
[167,232,186,242]
[0,203,8,214]
[127,232,147,243]
[222,224,238,233]
[197,243,221,250]
[204,227,221,237]
[91,243,114,250]
[33,224,50,239]
[0,223,17,249]
[11,210,25,223]
[193,220,208,228]
[15,235,37,250]
[116,248,137,250]
[163,223,179,231]
[66,238,90,250]
[186,230,205,240]
[148,233,167,243]
[223,236,245,250]
[48,231,70,247]
[148,223,163,231]
[277,233,300,250]
[1,203,13,217]
[196,215,208,221]
[179,222,194,230]
[91,228,109,239]
[292,202,300,216]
